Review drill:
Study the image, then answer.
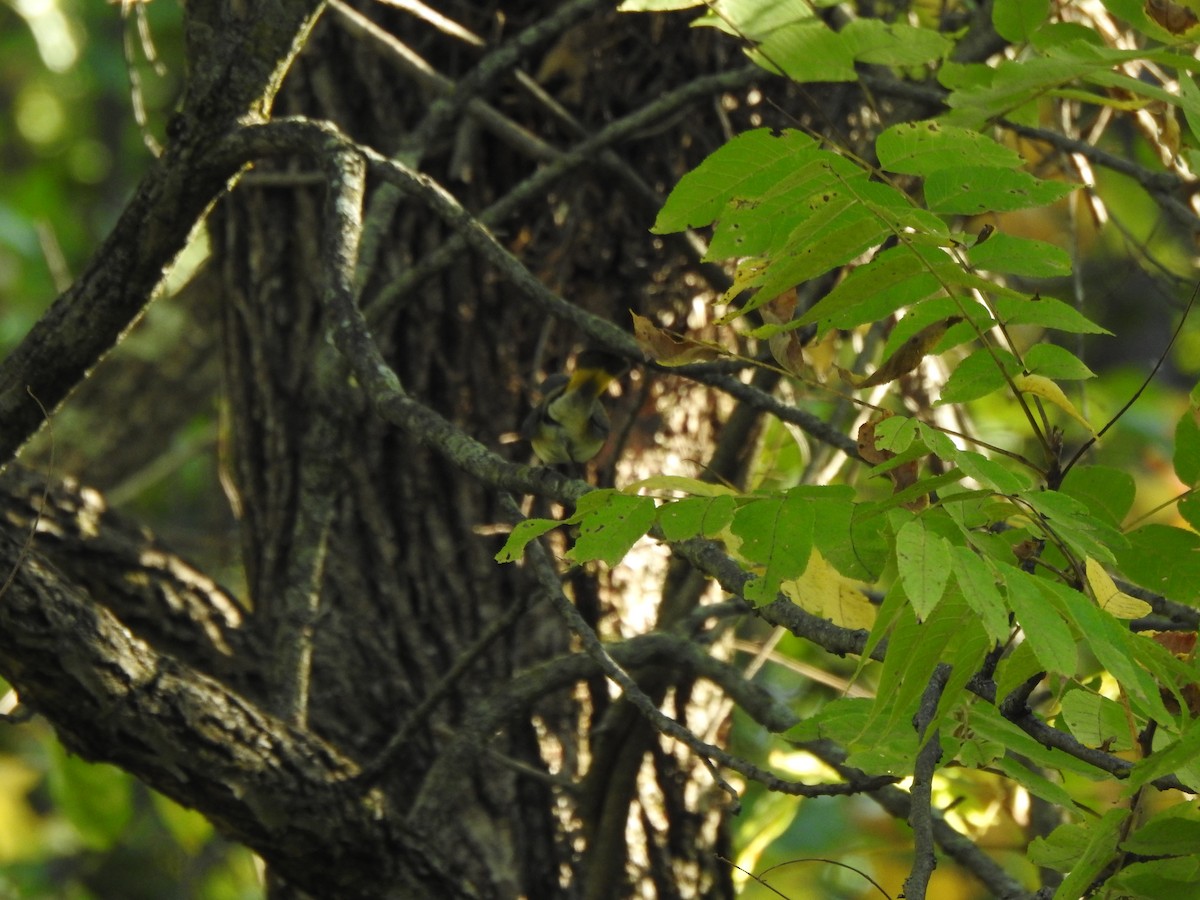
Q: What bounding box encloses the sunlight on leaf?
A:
[893,514,952,619]
[1085,557,1153,619]
[1012,373,1095,434]
[781,548,876,630]
[494,517,560,563]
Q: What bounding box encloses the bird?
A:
[521,350,628,465]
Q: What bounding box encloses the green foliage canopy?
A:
[503,0,1200,895]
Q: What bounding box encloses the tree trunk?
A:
[212,3,743,895]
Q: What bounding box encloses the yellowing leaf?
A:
[1085,557,1153,619]
[805,328,839,378]
[1013,373,1095,435]
[717,259,769,321]
[781,549,876,630]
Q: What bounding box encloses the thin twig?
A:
[503,495,893,809]
[400,0,609,157]
[1061,279,1197,478]
[903,664,951,900]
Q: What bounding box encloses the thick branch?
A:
[0,519,474,898]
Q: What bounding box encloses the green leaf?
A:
[832,501,891,580]
[624,475,739,497]
[880,301,980,360]
[720,181,922,311]
[1024,343,1096,380]
[1002,564,1077,676]
[962,700,1106,777]
[716,188,874,269]
[656,494,736,541]
[705,153,863,259]
[940,487,1010,534]
[1174,412,1200,486]
[967,231,1072,277]
[1019,488,1125,564]
[796,243,957,332]
[954,449,1032,494]
[732,492,815,603]
[1181,76,1200,145]
[713,183,931,319]
[1031,809,1128,897]
[690,0,815,35]
[1108,857,1200,900]
[784,696,873,743]
[991,755,1081,810]
[924,166,1075,214]
[939,347,1019,404]
[878,470,968,513]
[1058,689,1135,751]
[653,129,818,233]
[1180,494,1200,531]
[950,545,1010,644]
[1129,635,1198,722]
[1121,803,1200,856]
[995,639,1045,702]
[861,598,979,768]
[840,19,953,65]
[1041,580,1173,724]
[1060,465,1136,527]
[872,415,919,453]
[877,120,1023,174]
[855,183,950,235]
[567,491,657,566]
[992,0,1049,42]
[991,293,1112,334]
[495,516,561,563]
[1030,22,1106,50]
[1028,819,1096,871]
[791,485,865,576]
[1084,68,1194,110]
[892,513,953,619]
[915,420,961,461]
[957,729,1004,768]
[934,599,992,730]
[844,723,921,774]
[1126,718,1200,793]
[939,55,1107,127]
[1119,524,1200,598]
[751,21,856,82]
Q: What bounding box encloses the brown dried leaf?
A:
[1146,0,1199,33]
[857,418,893,466]
[631,312,723,366]
[857,416,926,510]
[852,316,963,389]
